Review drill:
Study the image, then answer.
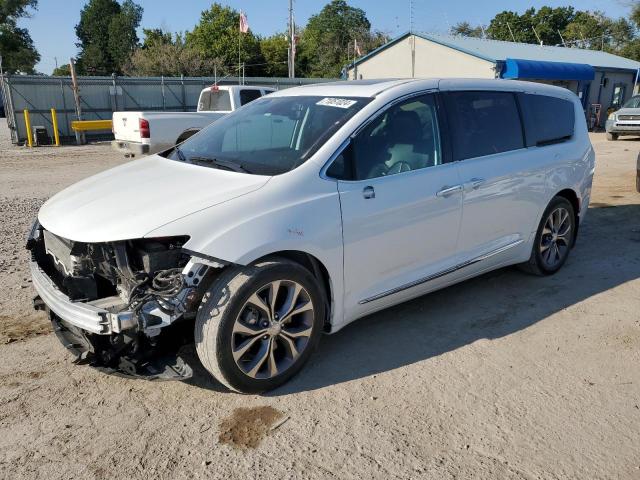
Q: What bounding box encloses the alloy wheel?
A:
[231,280,315,379]
[539,207,572,269]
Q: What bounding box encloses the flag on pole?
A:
[354,39,362,57]
[239,11,249,33]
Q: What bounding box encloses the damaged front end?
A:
[27,221,222,380]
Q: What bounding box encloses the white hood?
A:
[38,155,270,242]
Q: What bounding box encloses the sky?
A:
[19,0,633,74]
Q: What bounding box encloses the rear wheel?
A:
[194,259,324,393]
[606,132,618,141]
[519,197,575,276]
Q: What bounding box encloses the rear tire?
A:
[606,132,618,141]
[194,259,325,393]
[519,196,576,276]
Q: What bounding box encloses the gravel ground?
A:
[0,128,128,344]
[1,121,639,479]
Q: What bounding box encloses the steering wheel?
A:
[385,161,412,175]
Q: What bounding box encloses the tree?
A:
[125,29,218,76]
[185,3,264,77]
[260,34,288,77]
[0,0,40,73]
[52,63,71,76]
[450,21,483,38]
[140,28,173,48]
[75,0,142,75]
[297,0,383,78]
[107,0,143,70]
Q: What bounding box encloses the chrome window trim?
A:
[358,239,524,305]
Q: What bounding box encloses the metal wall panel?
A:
[1,75,333,144]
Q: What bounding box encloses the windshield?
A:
[167,95,371,175]
[622,96,640,109]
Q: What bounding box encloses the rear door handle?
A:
[436,184,463,198]
[466,178,485,190]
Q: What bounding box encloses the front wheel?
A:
[519,197,575,276]
[606,132,618,141]
[194,259,325,393]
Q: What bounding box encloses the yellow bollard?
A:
[51,108,60,146]
[23,109,33,148]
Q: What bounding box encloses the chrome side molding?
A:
[358,239,524,305]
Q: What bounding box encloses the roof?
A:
[270,78,576,102]
[271,78,424,98]
[351,32,640,72]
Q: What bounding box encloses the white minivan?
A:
[28,79,594,393]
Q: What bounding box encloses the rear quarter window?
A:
[518,93,575,147]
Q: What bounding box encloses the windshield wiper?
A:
[188,156,251,174]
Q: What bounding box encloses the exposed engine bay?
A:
[27,222,222,380]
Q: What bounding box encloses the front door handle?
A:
[467,178,485,190]
[362,185,375,199]
[436,184,463,198]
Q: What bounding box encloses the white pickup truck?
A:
[111,85,274,156]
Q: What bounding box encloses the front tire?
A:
[194,259,325,393]
[519,196,575,276]
[606,132,618,141]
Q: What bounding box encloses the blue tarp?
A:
[501,58,595,81]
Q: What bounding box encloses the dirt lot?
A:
[1,122,639,479]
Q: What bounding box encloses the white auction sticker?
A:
[316,98,357,108]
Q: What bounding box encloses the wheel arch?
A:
[553,188,581,245]
[175,128,200,145]
[251,250,333,332]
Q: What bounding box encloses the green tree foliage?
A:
[125,29,218,76]
[298,0,385,77]
[107,0,143,70]
[185,3,263,77]
[260,34,288,77]
[450,21,484,38]
[0,0,40,73]
[459,4,640,61]
[52,63,71,76]
[75,0,142,75]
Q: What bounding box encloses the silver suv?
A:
[606,95,640,141]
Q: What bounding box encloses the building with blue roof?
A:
[346,32,640,128]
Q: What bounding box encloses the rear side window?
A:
[444,91,524,161]
[518,94,575,146]
[239,89,263,106]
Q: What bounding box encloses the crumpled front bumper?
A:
[30,260,135,335]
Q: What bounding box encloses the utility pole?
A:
[506,22,516,42]
[69,57,84,145]
[558,30,567,47]
[288,0,295,78]
[409,0,414,33]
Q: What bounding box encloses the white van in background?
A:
[111,85,274,156]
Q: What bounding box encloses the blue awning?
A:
[501,58,595,81]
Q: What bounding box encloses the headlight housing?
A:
[608,112,616,120]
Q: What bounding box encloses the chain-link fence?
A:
[0,74,334,145]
